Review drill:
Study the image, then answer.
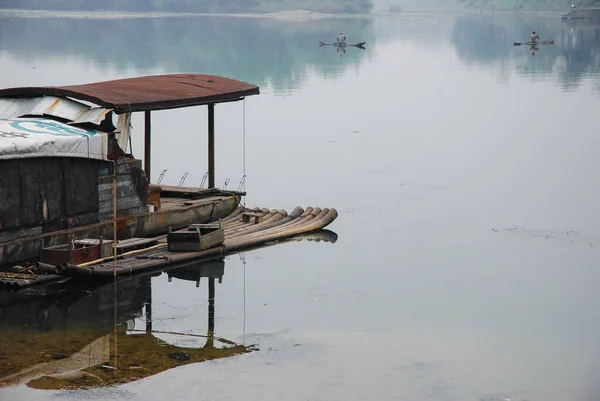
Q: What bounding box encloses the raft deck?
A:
[0,205,338,290]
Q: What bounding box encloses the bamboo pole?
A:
[78,244,166,267]
[113,161,118,370]
[113,161,118,277]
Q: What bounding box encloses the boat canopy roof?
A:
[0,74,260,114]
[0,117,108,161]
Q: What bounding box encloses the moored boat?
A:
[0,74,259,267]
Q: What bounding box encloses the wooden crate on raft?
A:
[167,221,224,252]
[41,242,101,265]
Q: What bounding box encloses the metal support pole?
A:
[208,104,215,188]
[144,111,151,182]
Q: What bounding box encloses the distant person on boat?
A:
[530,31,539,43]
[571,3,576,9]
[337,33,346,45]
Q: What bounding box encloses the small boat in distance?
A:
[319,41,366,48]
[513,39,554,46]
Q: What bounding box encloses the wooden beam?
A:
[208,104,215,188]
[144,110,151,182]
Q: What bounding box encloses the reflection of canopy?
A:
[0,230,337,389]
[0,330,250,390]
[0,259,252,390]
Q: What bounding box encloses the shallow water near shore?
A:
[0,12,600,401]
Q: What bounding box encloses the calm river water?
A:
[1,12,600,401]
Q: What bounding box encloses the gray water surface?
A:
[0,13,599,401]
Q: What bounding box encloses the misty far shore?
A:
[0,9,351,20]
[0,7,569,20]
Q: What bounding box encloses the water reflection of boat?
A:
[0,230,337,390]
[167,258,224,286]
[0,258,245,389]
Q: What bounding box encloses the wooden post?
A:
[113,161,118,277]
[208,104,215,188]
[144,111,152,182]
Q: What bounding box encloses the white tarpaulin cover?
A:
[116,112,132,153]
[0,117,108,160]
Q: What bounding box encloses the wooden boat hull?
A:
[167,223,225,252]
[0,195,239,267]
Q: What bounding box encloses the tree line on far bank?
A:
[456,0,600,10]
[0,0,373,13]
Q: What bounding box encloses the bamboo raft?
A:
[0,206,337,290]
[319,41,366,48]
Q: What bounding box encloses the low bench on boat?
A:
[241,212,264,224]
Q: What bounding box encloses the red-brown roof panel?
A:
[0,74,260,113]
